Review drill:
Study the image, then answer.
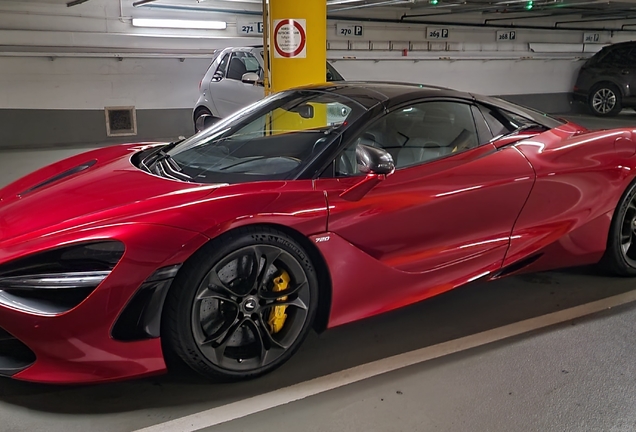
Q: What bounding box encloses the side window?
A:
[327,62,344,82]
[602,46,632,67]
[471,106,494,145]
[214,53,230,81]
[478,105,509,139]
[335,101,480,176]
[226,52,262,81]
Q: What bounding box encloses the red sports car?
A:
[1,82,635,384]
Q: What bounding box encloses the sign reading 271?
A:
[242,23,263,34]
[237,18,264,35]
[426,27,449,40]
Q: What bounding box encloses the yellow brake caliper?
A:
[268,270,290,334]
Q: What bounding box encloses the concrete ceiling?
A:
[0,0,90,6]
[134,0,636,17]
[126,0,636,31]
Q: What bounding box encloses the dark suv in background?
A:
[574,41,636,116]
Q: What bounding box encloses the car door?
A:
[315,99,536,304]
[211,51,265,118]
[596,45,636,96]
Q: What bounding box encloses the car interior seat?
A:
[227,58,248,81]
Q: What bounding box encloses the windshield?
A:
[166,90,365,184]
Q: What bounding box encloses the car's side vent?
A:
[105,106,137,137]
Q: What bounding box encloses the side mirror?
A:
[290,104,315,119]
[339,144,395,202]
[356,144,395,175]
[241,72,261,85]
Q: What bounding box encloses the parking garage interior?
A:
[3,0,636,431]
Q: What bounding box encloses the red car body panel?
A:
[0,144,329,384]
[1,112,636,383]
[316,122,636,328]
[506,125,636,273]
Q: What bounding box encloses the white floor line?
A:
[133,289,636,432]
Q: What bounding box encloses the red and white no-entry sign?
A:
[273,19,307,59]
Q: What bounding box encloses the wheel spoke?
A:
[244,319,274,366]
[258,316,291,351]
[208,269,243,297]
[201,317,248,363]
[260,281,308,300]
[271,296,308,311]
[237,249,260,294]
[200,307,240,344]
[621,231,632,243]
[196,287,238,305]
[255,245,283,288]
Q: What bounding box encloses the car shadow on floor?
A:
[0,266,633,417]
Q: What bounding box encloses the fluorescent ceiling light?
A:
[132,18,227,30]
[328,0,365,4]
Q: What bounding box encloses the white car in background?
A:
[193,46,345,131]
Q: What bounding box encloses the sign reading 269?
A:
[426,27,449,40]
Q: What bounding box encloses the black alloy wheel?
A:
[163,227,319,380]
[602,181,636,276]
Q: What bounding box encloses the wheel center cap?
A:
[243,297,258,312]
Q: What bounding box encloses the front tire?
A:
[194,107,219,133]
[589,83,622,117]
[602,181,636,276]
[162,227,319,381]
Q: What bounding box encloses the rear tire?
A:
[162,227,319,381]
[588,83,622,117]
[194,107,219,133]
[602,181,636,276]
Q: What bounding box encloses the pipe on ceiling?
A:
[555,15,636,27]
[483,8,636,24]
[132,0,159,6]
[338,14,636,32]
[67,0,91,6]
[401,0,621,19]
[134,2,636,33]
[330,0,415,12]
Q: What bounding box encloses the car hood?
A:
[0,144,223,246]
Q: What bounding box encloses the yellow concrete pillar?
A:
[268,0,327,93]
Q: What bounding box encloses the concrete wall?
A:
[1,0,635,148]
[0,54,581,149]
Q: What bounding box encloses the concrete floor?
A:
[1,113,636,432]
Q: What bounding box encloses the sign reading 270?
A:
[273,19,307,59]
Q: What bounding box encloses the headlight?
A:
[0,241,124,315]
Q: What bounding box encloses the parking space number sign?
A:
[237,18,263,35]
[336,23,364,38]
[427,27,449,40]
[496,30,516,42]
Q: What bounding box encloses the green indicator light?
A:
[430,0,439,4]
[525,0,533,9]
